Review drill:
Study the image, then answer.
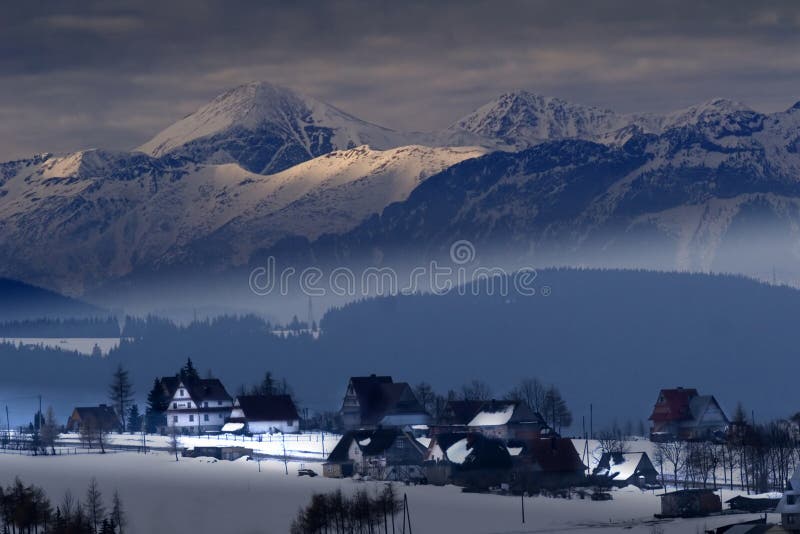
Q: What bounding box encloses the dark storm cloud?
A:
[2,0,800,160]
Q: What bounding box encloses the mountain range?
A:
[2,80,800,301]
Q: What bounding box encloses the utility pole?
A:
[590,403,593,440]
[521,491,525,523]
[38,394,42,432]
[283,432,288,475]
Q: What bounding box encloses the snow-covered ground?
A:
[0,451,776,534]
[57,431,339,460]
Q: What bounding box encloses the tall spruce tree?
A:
[126,405,142,434]
[145,378,168,433]
[180,358,200,384]
[108,365,134,432]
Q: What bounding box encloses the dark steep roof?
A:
[235,395,299,421]
[326,428,425,463]
[527,438,585,473]
[186,378,232,403]
[160,376,181,397]
[439,400,485,425]
[71,405,120,428]
[347,376,428,425]
[649,388,699,422]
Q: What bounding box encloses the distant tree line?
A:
[0,317,120,338]
[0,477,126,534]
[291,486,403,534]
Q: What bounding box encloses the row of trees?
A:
[413,377,573,432]
[596,417,800,494]
[0,477,125,534]
[291,486,405,534]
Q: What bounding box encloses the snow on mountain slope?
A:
[137,82,418,174]
[0,145,483,290]
[165,145,486,265]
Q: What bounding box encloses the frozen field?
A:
[0,451,774,534]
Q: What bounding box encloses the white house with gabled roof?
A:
[166,378,233,434]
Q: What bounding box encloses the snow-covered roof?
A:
[468,403,515,427]
[594,452,645,481]
[416,437,431,449]
[445,438,471,465]
[221,422,244,432]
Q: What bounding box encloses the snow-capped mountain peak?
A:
[136,81,414,174]
[445,90,625,148]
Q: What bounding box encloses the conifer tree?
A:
[109,365,134,432]
[84,478,105,534]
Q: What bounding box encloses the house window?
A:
[180,389,185,396]
[204,414,209,422]
[173,403,177,409]
[189,415,194,422]
[173,416,178,423]
[218,401,222,406]
[218,414,223,419]
[789,495,797,505]
[204,402,209,408]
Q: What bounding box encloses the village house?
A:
[778,470,800,530]
[66,405,120,433]
[591,451,659,488]
[339,375,430,430]
[223,394,300,434]
[166,378,233,434]
[434,399,550,440]
[649,387,730,441]
[323,428,428,480]
[423,432,513,489]
[509,437,586,490]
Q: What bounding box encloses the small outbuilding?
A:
[592,451,659,487]
[658,489,721,518]
[182,446,253,461]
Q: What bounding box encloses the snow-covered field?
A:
[0,451,775,534]
[57,431,338,460]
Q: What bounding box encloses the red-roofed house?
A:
[649,387,729,441]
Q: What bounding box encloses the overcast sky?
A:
[2,0,800,161]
